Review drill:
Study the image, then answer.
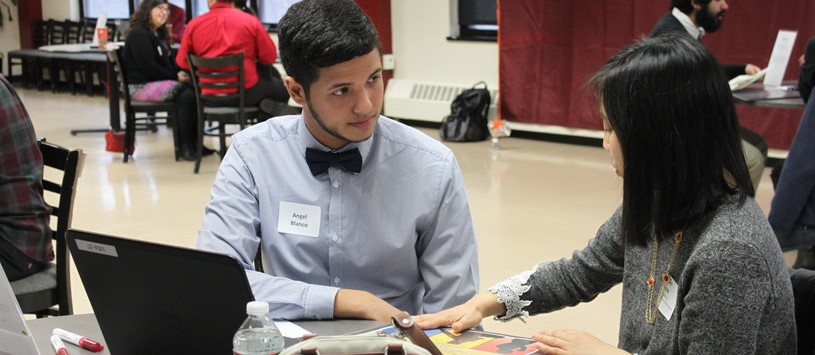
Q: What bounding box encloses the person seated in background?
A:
[650,0,768,190]
[123,0,213,161]
[0,74,53,282]
[769,88,815,268]
[197,0,479,321]
[230,0,297,116]
[175,0,290,119]
[799,36,815,103]
[415,35,796,354]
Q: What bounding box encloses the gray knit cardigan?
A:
[491,194,796,354]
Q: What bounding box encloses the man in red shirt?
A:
[176,0,289,117]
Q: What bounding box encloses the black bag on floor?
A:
[440,81,491,142]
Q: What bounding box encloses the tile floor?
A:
[16,86,784,344]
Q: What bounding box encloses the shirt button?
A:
[331,234,339,242]
[333,277,341,285]
[332,180,339,188]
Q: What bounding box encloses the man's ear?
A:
[284,76,307,106]
[690,0,702,13]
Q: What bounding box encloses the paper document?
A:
[729,69,767,91]
[275,320,312,338]
[764,30,798,87]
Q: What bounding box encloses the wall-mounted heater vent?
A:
[384,79,498,123]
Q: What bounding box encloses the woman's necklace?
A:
[645,231,683,324]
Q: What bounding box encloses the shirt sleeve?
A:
[175,24,193,70]
[414,153,480,314]
[676,240,777,353]
[197,145,338,320]
[511,209,626,317]
[768,98,815,235]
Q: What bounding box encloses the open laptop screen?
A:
[67,229,254,354]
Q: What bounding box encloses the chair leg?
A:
[219,123,227,160]
[194,115,205,174]
[170,107,180,161]
[124,111,136,163]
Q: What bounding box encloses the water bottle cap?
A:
[247,301,269,316]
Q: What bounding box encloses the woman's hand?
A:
[531,329,629,355]
[177,71,190,83]
[413,293,503,332]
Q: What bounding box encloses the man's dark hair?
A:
[670,0,711,14]
[587,34,752,247]
[127,0,169,40]
[277,0,381,94]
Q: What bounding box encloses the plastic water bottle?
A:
[233,301,284,355]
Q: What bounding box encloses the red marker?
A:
[50,334,69,355]
[53,328,105,352]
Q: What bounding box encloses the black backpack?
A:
[440,82,491,142]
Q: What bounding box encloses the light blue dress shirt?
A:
[198,115,479,320]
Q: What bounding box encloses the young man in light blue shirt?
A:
[197,0,479,322]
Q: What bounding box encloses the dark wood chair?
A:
[11,139,84,318]
[6,19,49,88]
[108,47,179,162]
[43,19,69,93]
[187,52,259,173]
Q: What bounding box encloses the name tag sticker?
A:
[75,239,118,257]
[278,201,321,238]
[658,275,679,321]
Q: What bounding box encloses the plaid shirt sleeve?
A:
[0,74,53,263]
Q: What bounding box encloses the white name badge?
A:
[277,201,321,238]
[658,275,679,321]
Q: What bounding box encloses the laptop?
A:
[66,229,254,354]
[0,264,41,355]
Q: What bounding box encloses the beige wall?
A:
[0,3,20,75]
[390,0,498,88]
[42,0,79,21]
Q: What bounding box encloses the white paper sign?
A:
[277,201,321,237]
[764,30,798,87]
[658,276,679,321]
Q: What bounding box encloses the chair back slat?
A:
[187,52,257,173]
[48,19,66,45]
[42,180,61,194]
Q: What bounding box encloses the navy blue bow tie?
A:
[305,147,362,176]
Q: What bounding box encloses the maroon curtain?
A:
[499,0,815,149]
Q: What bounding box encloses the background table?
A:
[732,82,805,109]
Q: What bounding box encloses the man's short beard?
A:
[697,6,724,33]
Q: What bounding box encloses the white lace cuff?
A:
[488,263,543,322]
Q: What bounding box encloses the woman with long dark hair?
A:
[124,0,210,161]
[415,34,796,354]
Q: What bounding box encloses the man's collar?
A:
[671,7,705,39]
[210,2,233,10]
